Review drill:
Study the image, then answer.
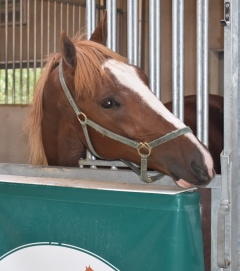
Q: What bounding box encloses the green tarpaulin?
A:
[0,181,204,271]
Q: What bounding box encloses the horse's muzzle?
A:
[190,160,215,186]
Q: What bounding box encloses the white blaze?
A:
[103,59,214,177]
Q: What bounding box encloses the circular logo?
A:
[0,243,119,271]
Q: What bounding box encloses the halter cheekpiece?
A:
[59,59,193,183]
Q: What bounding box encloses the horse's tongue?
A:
[176,179,194,188]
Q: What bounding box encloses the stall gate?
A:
[0,0,240,270]
[85,2,240,270]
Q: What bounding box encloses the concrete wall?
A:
[0,105,29,164]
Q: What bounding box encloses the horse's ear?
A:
[90,9,107,45]
[59,31,76,69]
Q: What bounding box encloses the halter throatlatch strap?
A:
[59,59,193,183]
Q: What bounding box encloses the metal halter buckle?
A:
[137,142,152,157]
[77,112,87,124]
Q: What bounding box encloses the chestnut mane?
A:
[26,34,127,165]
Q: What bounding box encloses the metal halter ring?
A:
[77,112,87,124]
[137,142,152,157]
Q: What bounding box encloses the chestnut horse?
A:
[26,11,215,189]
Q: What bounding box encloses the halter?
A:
[59,59,192,183]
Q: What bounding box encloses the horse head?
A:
[29,10,215,188]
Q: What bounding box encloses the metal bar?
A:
[106,0,117,51]
[86,0,96,39]
[60,2,63,32]
[0,163,222,189]
[223,7,232,156]
[138,0,142,66]
[85,0,96,162]
[155,0,161,100]
[47,0,50,56]
[5,0,8,104]
[73,4,75,36]
[12,0,16,103]
[34,0,37,86]
[27,0,30,103]
[149,0,161,99]
[127,0,139,65]
[66,3,69,34]
[41,0,44,70]
[202,0,209,146]
[47,0,85,4]
[196,0,203,141]
[172,0,184,121]
[179,0,184,121]
[223,0,239,268]
[172,0,178,116]
[78,5,81,31]
[20,0,23,103]
[91,1,96,35]
[217,204,230,268]
[54,1,56,52]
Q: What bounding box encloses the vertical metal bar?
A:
[34,0,37,86]
[172,0,178,116]
[179,0,184,122]
[27,0,30,103]
[85,0,96,162]
[91,1,95,35]
[41,0,43,70]
[5,0,8,104]
[202,0,209,146]
[223,3,232,155]
[172,0,184,121]
[196,0,203,141]
[60,2,63,32]
[196,0,209,145]
[221,1,239,269]
[47,0,50,56]
[127,0,139,65]
[149,0,161,99]
[86,0,96,39]
[229,2,240,269]
[73,4,75,36]
[66,3,69,35]
[78,5,81,31]
[106,0,117,51]
[12,0,16,103]
[138,0,142,66]
[20,0,23,103]
[54,1,56,52]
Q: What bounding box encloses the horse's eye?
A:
[101,99,119,109]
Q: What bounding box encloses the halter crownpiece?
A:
[59,59,193,183]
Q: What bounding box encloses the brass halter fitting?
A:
[77,112,87,124]
[137,142,152,157]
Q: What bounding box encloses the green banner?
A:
[0,182,204,271]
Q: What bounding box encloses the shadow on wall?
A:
[0,105,30,164]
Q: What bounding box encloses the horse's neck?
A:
[57,118,86,166]
[42,85,86,167]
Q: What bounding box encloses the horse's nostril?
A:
[190,161,209,183]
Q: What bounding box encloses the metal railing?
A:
[0,0,126,104]
[0,0,86,104]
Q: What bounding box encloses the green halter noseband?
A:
[59,59,192,183]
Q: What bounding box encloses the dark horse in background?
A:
[165,94,223,174]
[26,10,222,271]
